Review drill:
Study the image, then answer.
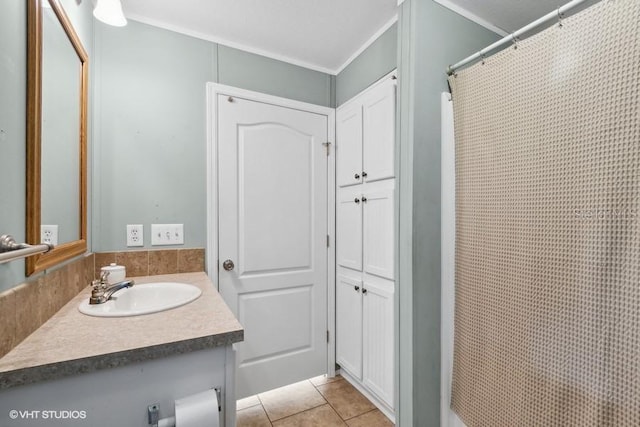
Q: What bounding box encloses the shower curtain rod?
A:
[447,0,599,76]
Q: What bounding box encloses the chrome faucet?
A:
[89,271,135,304]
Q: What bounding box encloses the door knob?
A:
[362,171,368,178]
[354,173,360,180]
[354,285,360,292]
[362,288,368,295]
[361,196,367,203]
[354,198,360,204]
[222,259,235,271]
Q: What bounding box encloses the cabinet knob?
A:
[354,173,360,180]
[362,288,368,295]
[362,171,368,178]
[361,196,367,203]
[354,285,360,292]
[354,198,360,204]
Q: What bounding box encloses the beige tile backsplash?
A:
[0,253,95,359]
[0,248,205,358]
[94,248,205,279]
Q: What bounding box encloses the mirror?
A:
[26,0,88,276]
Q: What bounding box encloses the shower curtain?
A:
[448,0,639,425]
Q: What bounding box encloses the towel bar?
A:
[0,234,53,265]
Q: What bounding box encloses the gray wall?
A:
[218,45,332,107]
[93,20,333,252]
[336,23,398,106]
[0,0,93,293]
[396,1,499,425]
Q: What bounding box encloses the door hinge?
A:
[327,330,330,343]
[322,142,331,156]
[326,235,330,247]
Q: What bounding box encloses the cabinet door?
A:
[362,276,394,408]
[336,102,363,187]
[336,273,363,380]
[337,187,362,271]
[363,181,395,279]
[362,79,395,182]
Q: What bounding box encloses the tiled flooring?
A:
[236,375,394,426]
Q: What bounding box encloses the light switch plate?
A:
[151,224,184,246]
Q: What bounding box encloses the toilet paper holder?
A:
[148,387,221,427]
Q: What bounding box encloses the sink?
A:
[78,282,202,317]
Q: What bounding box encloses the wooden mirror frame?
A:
[26,0,88,276]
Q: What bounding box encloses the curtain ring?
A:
[557,7,564,27]
[446,65,457,77]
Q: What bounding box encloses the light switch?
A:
[151,224,184,246]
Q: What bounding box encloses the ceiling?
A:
[439,0,575,35]
[121,0,575,75]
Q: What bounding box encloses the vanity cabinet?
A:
[335,73,396,419]
[0,273,242,427]
[336,78,396,187]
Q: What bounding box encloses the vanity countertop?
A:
[0,272,243,390]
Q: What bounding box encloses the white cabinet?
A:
[335,73,396,418]
[336,103,363,187]
[336,270,395,410]
[0,347,236,427]
[337,187,363,272]
[337,180,395,281]
[336,273,363,378]
[337,78,396,188]
[362,181,395,280]
[362,276,394,407]
[362,80,396,182]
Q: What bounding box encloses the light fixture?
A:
[93,0,127,27]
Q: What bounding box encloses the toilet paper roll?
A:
[174,389,220,427]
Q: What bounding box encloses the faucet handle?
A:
[99,270,110,283]
[90,280,106,304]
[91,279,104,289]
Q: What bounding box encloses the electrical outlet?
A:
[126,224,144,247]
[151,224,184,246]
[41,225,58,246]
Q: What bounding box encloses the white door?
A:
[362,275,395,408]
[336,102,363,187]
[362,79,396,182]
[218,94,328,398]
[337,187,363,271]
[362,180,395,280]
[336,273,363,380]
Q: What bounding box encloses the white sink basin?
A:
[78,282,202,317]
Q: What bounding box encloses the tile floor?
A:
[236,375,394,426]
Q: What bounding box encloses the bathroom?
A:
[1,0,638,426]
